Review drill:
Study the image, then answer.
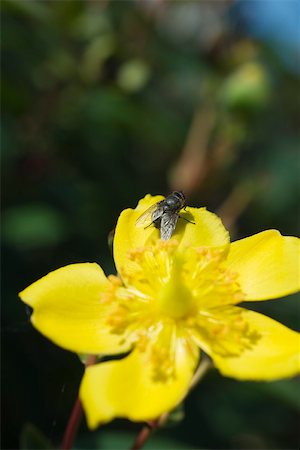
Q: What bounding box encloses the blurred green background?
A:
[2,1,299,449]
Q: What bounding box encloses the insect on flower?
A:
[135,191,194,240]
[18,194,300,430]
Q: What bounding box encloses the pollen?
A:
[103,239,258,380]
[107,275,123,286]
[186,307,261,357]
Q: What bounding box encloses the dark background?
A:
[2,1,300,449]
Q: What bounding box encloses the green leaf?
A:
[76,430,197,450]
[2,204,67,249]
[260,379,300,410]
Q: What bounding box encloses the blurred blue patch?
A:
[234,0,300,74]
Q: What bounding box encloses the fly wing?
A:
[160,212,179,240]
[135,201,164,228]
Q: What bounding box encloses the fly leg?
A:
[144,218,161,230]
[179,215,195,224]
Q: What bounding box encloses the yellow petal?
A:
[226,230,300,300]
[114,194,229,277]
[19,263,131,355]
[80,338,199,428]
[205,308,300,380]
[113,194,163,275]
[177,206,229,251]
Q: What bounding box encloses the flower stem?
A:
[61,355,97,450]
[130,357,212,450]
[131,420,158,450]
[61,397,83,450]
[189,356,212,391]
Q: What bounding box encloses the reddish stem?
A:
[61,397,83,450]
[131,421,158,450]
[130,358,211,450]
[61,355,97,450]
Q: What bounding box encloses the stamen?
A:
[107,275,123,286]
[187,307,261,357]
[145,321,178,382]
[103,240,253,378]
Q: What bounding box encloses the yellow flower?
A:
[19,195,300,429]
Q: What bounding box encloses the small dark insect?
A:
[136,191,194,240]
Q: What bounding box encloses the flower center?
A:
[157,256,194,319]
[102,239,253,381]
[116,240,245,324]
[124,240,196,319]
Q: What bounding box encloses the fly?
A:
[135,191,194,240]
